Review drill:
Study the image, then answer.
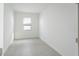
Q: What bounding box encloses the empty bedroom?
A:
[2,3,78,56]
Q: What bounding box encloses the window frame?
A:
[23,17,32,31]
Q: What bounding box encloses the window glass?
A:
[23,18,31,24]
[24,26,32,30]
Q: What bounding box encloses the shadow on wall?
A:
[0,48,2,56]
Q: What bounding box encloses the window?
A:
[23,18,31,24]
[23,17,32,31]
[24,26,32,30]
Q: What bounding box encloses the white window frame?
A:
[23,17,32,31]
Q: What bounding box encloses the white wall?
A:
[78,4,79,56]
[40,4,78,56]
[14,12,39,39]
[3,4,14,53]
[0,3,4,48]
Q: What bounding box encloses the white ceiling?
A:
[8,3,51,13]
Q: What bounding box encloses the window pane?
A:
[23,17,31,24]
[24,26,32,30]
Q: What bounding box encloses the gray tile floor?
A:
[4,39,61,56]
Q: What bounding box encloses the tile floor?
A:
[4,39,61,56]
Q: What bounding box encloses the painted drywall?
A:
[14,12,39,39]
[0,3,4,48]
[40,4,78,56]
[78,3,79,56]
[3,4,14,53]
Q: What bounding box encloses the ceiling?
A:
[8,3,51,13]
[6,3,74,13]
